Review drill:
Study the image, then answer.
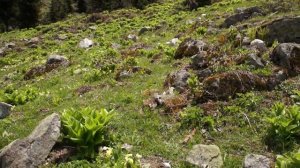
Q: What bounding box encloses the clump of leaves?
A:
[235,92,263,111]
[84,67,113,83]
[291,90,300,105]
[180,106,215,130]
[276,149,300,168]
[62,107,114,159]
[97,146,142,168]
[196,26,207,35]
[265,102,300,151]
[0,86,38,105]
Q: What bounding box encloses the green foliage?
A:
[180,106,215,130]
[84,66,114,83]
[96,147,142,168]
[276,150,300,168]
[266,103,300,150]
[235,92,263,111]
[187,74,202,95]
[0,86,38,105]
[196,26,207,35]
[291,90,300,105]
[62,107,114,158]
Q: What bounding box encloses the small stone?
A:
[5,42,16,49]
[175,38,209,59]
[165,69,190,93]
[250,39,267,55]
[89,26,97,30]
[244,154,271,168]
[46,55,68,65]
[57,34,68,40]
[0,47,6,57]
[242,37,251,46]
[79,38,94,48]
[0,102,13,119]
[127,34,138,42]
[186,144,223,168]
[139,26,152,35]
[247,53,265,68]
[166,38,180,46]
[191,52,208,69]
[121,143,133,151]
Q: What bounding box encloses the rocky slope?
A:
[0,0,300,167]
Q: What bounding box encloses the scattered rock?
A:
[186,144,223,168]
[270,43,300,75]
[141,156,171,168]
[121,143,133,151]
[0,47,5,57]
[116,66,151,81]
[196,68,213,81]
[242,37,251,46]
[221,6,264,28]
[75,85,93,96]
[191,52,209,70]
[166,38,180,46]
[250,39,268,55]
[247,53,265,68]
[127,34,139,42]
[0,102,13,119]
[199,71,284,101]
[139,26,152,35]
[174,38,208,59]
[26,37,40,48]
[79,38,94,48]
[0,113,61,168]
[46,55,69,66]
[244,154,271,168]
[260,16,300,45]
[57,34,68,41]
[5,42,16,49]
[164,69,190,92]
[24,55,70,80]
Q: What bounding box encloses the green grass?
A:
[1,0,300,167]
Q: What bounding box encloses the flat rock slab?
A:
[0,102,13,119]
[0,113,61,168]
[244,154,271,168]
[186,144,223,168]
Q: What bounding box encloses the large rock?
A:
[270,43,300,75]
[260,16,300,45]
[164,69,190,92]
[191,52,209,70]
[186,144,223,168]
[221,6,264,28]
[79,38,94,48]
[174,38,208,59]
[0,113,61,168]
[199,71,283,101]
[244,154,271,168]
[0,102,13,119]
[46,55,69,66]
[250,39,268,55]
[247,53,265,68]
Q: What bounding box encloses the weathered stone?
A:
[0,113,61,168]
[139,26,152,35]
[164,69,190,92]
[270,43,300,75]
[0,47,5,57]
[127,34,138,42]
[175,38,208,59]
[247,53,265,68]
[26,37,40,48]
[79,38,94,48]
[242,37,251,46]
[186,144,223,168]
[260,16,300,45]
[166,38,180,46]
[191,52,209,70]
[46,55,69,66]
[244,154,271,168]
[250,39,268,55]
[196,68,213,81]
[0,102,13,119]
[5,42,16,49]
[221,6,264,28]
[199,71,283,101]
[57,34,68,40]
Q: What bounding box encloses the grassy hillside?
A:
[0,0,300,167]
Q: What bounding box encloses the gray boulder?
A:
[164,69,190,93]
[191,52,209,70]
[222,6,264,28]
[0,102,13,119]
[0,47,5,57]
[0,113,61,168]
[270,43,300,75]
[260,16,300,45]
[242,37,251,46]
[247,53,265,68]
[175,38,208,59]
[139,26,152,35]
[244,154,271,168]
[250,39,268,55]
[186,144,223,168]
[79,38,94,48]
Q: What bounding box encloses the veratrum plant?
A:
[266,103,300,150]
[62,107,114,158]
[276,150,300,168]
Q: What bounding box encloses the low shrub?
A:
[276,150,300,168]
